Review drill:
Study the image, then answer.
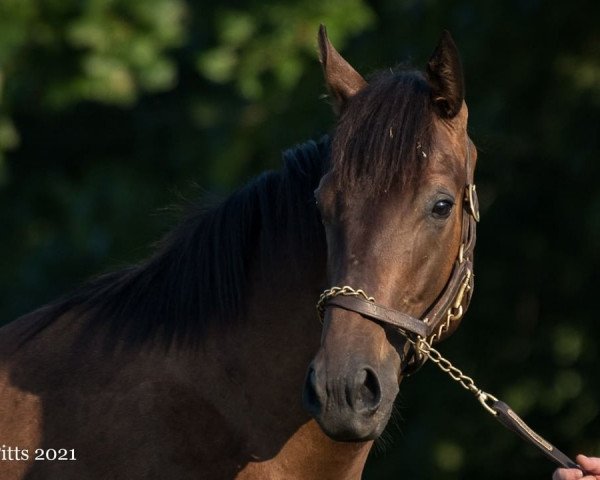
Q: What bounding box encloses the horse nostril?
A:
[302,366,322,414]
[353,367,382,414]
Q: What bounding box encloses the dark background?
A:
[1,0,598,478]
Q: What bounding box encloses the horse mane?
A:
[19,67,435,348]
[23,139,329,348]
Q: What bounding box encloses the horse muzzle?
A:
[301,308,401,442]
[302,358,399,441]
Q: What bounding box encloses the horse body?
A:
[0,27,475,480]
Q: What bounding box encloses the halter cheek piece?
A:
[316,142,479,375]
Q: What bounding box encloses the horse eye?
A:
[432,199,454,218]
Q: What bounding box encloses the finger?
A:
[553,468,583,480]
[577,455,600,475]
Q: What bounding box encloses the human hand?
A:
[553,455,600,480]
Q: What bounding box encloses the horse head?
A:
[303,26,478,442]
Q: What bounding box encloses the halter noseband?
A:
[316,141,479,375]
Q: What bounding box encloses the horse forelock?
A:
[330,69,434,195]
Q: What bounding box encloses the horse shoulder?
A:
[0,311,250,479]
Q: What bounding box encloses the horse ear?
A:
[318,25,367,114]
[426,30,465,118]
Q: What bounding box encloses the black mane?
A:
[25,139,329,347]
[21,68,436,348]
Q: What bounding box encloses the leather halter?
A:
[317,141,479,374]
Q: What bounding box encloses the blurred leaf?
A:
[196,0,375,99]
[0,117,19,150]
[434,440,464,472]
[552,325,584,366]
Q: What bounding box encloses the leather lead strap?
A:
[491,400,581,471]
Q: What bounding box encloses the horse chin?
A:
[312,405,393,443]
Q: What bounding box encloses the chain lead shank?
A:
[411,336,498,416]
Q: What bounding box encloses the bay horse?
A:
[0,27,477,479]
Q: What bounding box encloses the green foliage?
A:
[0,0,185,110]
[197,0,373,99]
[0,0,599,478]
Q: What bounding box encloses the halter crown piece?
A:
[315,142,586,474]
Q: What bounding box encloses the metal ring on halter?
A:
[466,184,480,222]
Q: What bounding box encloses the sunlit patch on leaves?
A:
[0,117,19,151]
[0,116,18,186]
[552,324,584,366]
[434,440,464,472]
[556,54,600,103]
[198,47,238,84]
[43,0,186,107]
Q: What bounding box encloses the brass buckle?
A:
[453,269,472,310]
[465,184,480,222]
